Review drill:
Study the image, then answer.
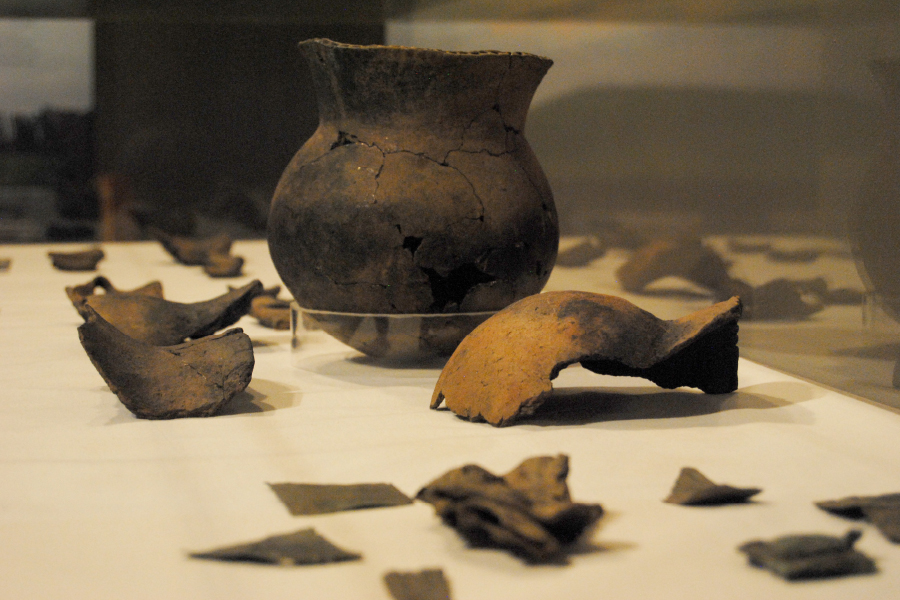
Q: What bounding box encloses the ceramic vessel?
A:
[268,38,558,314]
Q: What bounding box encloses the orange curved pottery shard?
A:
[431,291,742,426]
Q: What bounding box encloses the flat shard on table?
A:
[190,528,361,565]
[72,279,262,345]
[739,530,876,580]
[431,291,741,426]
[384,569,453,600]
[48,247,104,271]
[816,493,900,543]
[664,467,761,505]
[416,455,603,563]
[269,482,413,515]
[78,305,254,419]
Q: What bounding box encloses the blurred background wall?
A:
[0,1,898,241]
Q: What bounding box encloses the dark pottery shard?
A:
[251,296,291,330]
[738,530,876,580]
[432,291,741,426]
[664,467,761,505]
[384,569,452,600]
[718,278,825,321]
[268,39,558,315]
[203,253,244,278]
[190,528,361,565]
[268,482,413,515]
[615,237,732,294]
[555,236,606,267]
[75,280,263,346]
[65,275,164,307]
[152,228,233,266]
[48,247,104,271]
[816,493,900,543]
[766,247,821,263]
[77,305,254,419]
[416,455,604,563]
[727,239,772,254]
[0,257,10,272]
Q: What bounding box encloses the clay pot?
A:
[268,39,559,314]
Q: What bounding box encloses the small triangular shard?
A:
[664,467,761,505]
[190,528,361,565]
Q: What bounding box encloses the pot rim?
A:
[300,37,552,64]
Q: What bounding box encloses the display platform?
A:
[2,239,900,599]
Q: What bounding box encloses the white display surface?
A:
[2,240,900,599]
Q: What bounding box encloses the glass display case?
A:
[3,2,900,406]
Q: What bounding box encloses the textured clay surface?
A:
[432,291,742,426]
[268,39,558,314]
[78,305,254,419]
[74,280,262,345]
[416,455,603,563]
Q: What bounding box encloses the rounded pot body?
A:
[268,38,558,313]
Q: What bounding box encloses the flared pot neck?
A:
[299,38,552,135]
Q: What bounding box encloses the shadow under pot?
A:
[267,38,559,322]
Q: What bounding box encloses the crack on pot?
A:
[424,263,497,311]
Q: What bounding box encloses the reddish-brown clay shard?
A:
[73,280,263,346]
[65,275,164,306]
[431,291,741,426]
[48,247,104,271]
[78,305,254,419]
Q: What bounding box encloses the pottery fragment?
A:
[615,237,731,294]
[268,483,413,515]
[190,528,361,565]
[77,305,254,419]
[152,228,233,266]
[251,296,291,330]
[152,228,245,277]
[555,236,606,267]
[816,493,900,543]
[431,291,741,426]
[384,569,453,600]
[65,275,163,306]
[664,467,761,505]
[202,252,244,278]
[738,530,876,580]
[48,247,104,271]
[416,455,603,563]
[73,279,263,345]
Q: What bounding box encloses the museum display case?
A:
[3,1,900,598]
